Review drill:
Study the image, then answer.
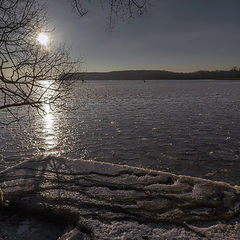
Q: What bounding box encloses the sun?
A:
[37,33,49,46]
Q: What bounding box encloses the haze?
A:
[48,0,240,72]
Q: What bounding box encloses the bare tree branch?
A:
[70,0,151,30]
[0,0,81,124]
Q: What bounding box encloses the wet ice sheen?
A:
[0,79,239,185]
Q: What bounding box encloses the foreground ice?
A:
[0,156,240,239]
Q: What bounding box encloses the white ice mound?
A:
[0,156,240,239]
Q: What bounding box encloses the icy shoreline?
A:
[0,156,240,239]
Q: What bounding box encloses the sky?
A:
[47,0,240,72]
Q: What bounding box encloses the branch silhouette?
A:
[0,0,80,124]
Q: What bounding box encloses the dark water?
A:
[0,80,240,185]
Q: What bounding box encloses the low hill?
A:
[60,69,240,80]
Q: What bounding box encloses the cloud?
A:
[47,0,240,71]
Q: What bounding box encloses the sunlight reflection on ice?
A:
[41,80,60,156]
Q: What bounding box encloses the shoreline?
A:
[1,156,240,239]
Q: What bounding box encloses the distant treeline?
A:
[60,67,240,81]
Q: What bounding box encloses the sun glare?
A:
[37,33,48,46]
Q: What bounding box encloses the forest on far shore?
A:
[61,67,240,81]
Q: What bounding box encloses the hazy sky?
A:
[48,0,240,72]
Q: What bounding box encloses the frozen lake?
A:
[0,80,240,185]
